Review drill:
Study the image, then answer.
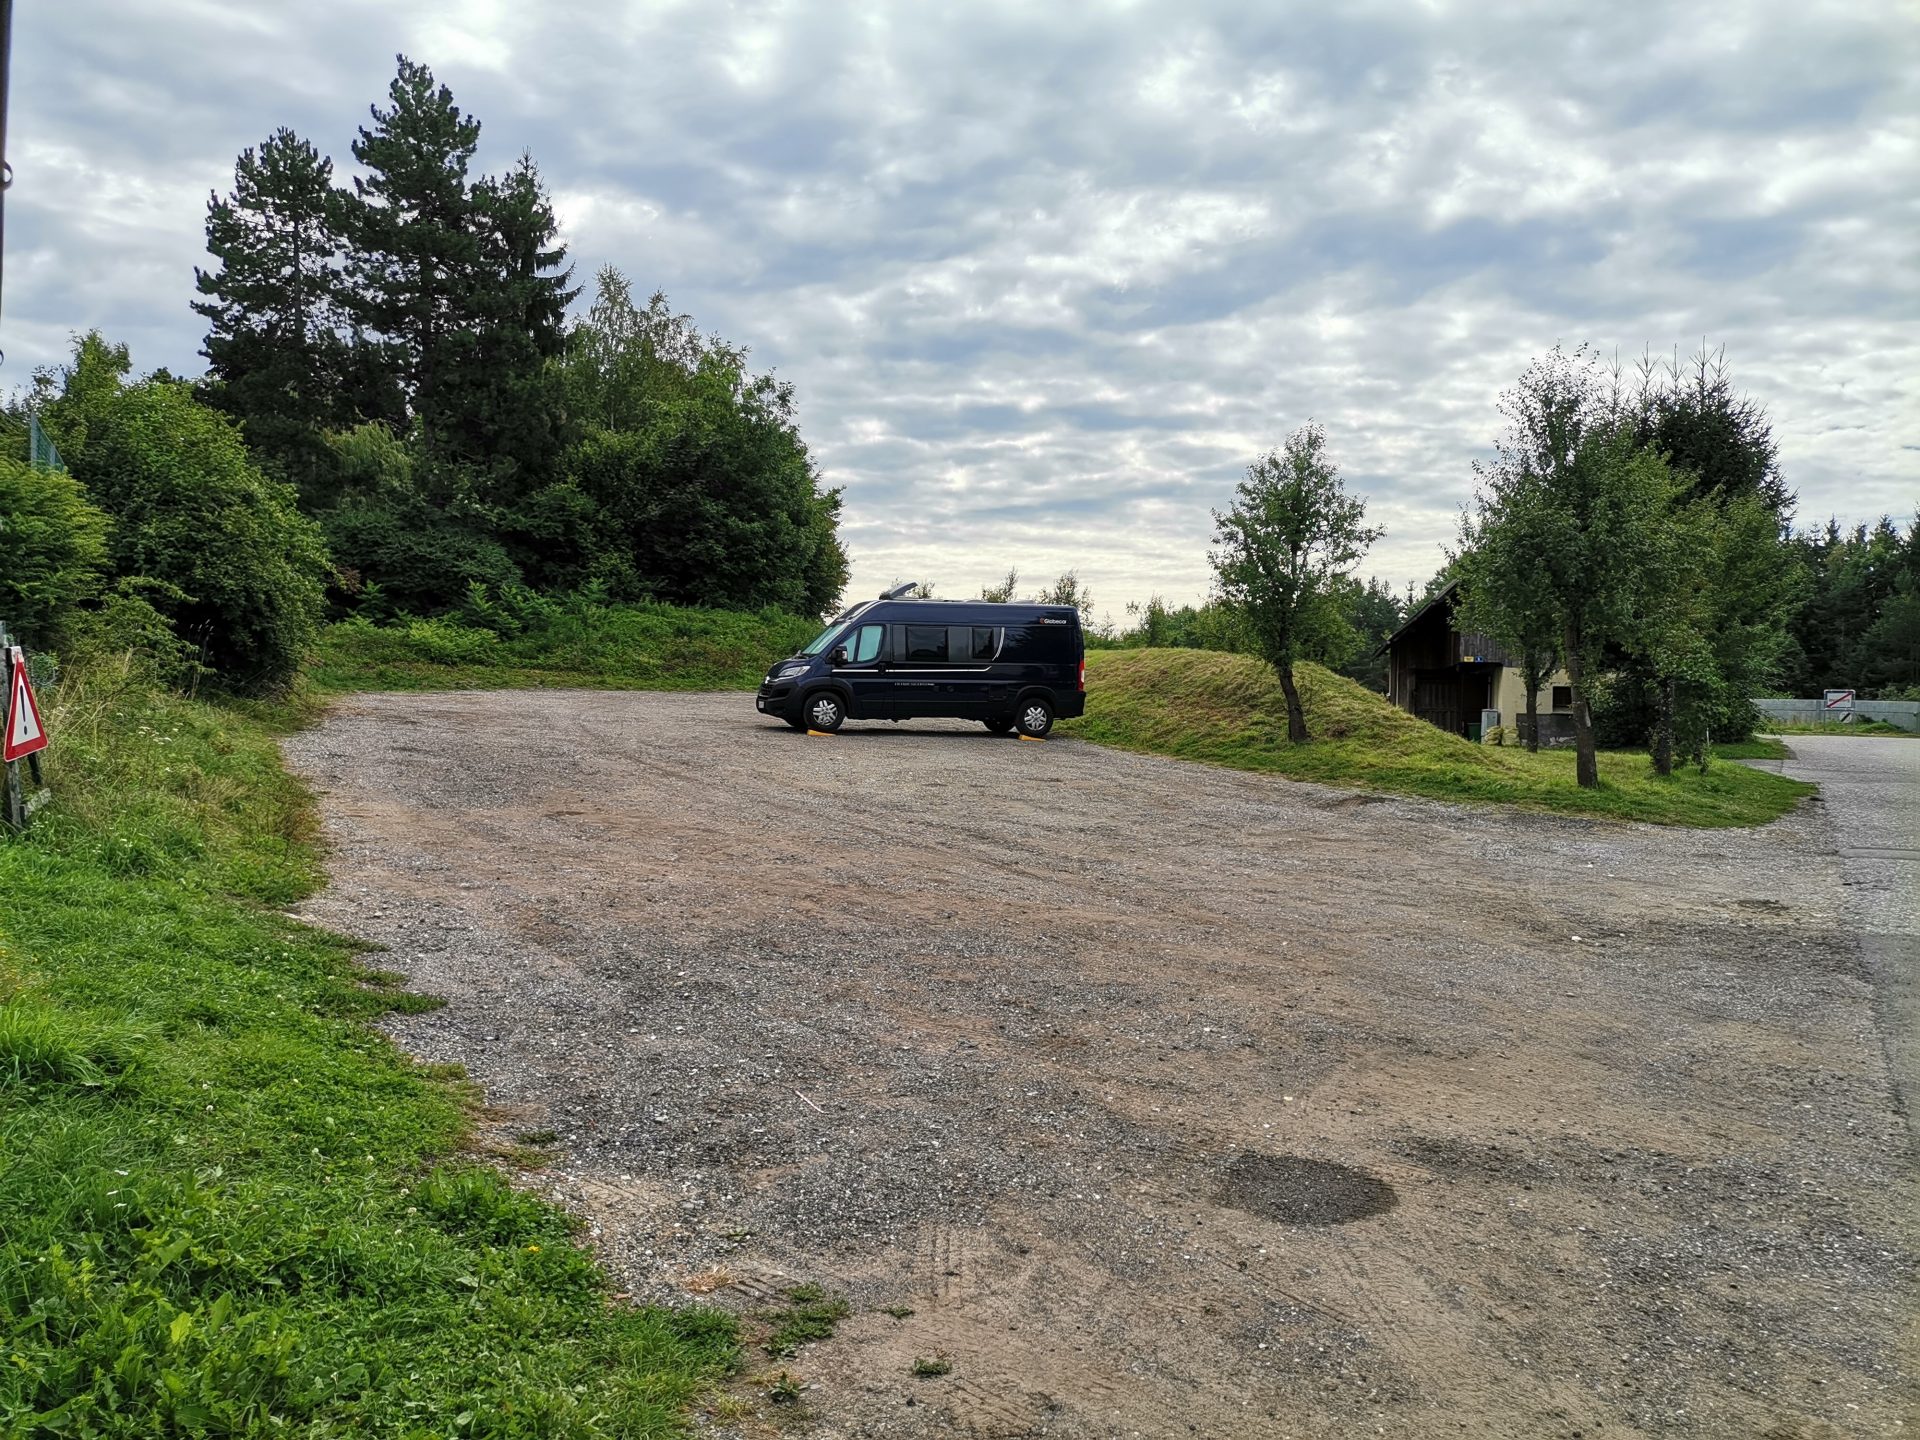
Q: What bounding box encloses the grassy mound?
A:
[1063,649,1813,827]
[311,600,817,693]
[0,661,737,1436]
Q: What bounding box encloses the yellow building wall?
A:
[1492,665,1572,724]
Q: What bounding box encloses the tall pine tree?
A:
[463,153,577,495]
[193,128,351,497]
[346,55,483,465]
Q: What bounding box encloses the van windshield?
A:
[798,619,850,657]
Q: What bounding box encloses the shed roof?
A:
[1378,578,1461,655]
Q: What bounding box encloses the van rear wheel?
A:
[983,715,1014,734]
[1016,698,1055,738]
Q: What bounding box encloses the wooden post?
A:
[0,619,50,832]
[0,618,19,831]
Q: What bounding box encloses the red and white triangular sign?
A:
[4,649,49,762]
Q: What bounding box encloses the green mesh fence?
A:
[28,412,62,471]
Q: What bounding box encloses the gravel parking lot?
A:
[284,693,1917,1439]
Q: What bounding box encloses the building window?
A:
[905,625,948,662]
[1551,685,1573,711]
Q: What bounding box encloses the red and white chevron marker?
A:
[3,647,49,762]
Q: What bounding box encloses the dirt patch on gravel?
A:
[1217,1155,1397,1225]
[284,692,1918,1439]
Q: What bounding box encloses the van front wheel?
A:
[1016,698,1055,738]
[804,692,846,733]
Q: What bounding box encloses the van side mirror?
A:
[829,645,849,666]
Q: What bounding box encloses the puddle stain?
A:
[1218,1153,1397,1226]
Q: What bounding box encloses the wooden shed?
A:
[1383,582,1576,743]
[1382,582,1513,738]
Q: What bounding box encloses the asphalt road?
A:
[1761,734,1920,1150]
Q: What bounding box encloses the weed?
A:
[514,1127,561,1146]
[766,1369,808,1404]
[911,1355,953,1378]
[761,1284,851,1357]
[881,1304,915,1319]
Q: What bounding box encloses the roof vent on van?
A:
[879,582,920,599]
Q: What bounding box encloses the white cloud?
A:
[9,0,1916,614]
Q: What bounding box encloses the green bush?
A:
[0,454,109,646]
[59,581,206,691]
[320,494,521,618]
[37,335,330,694]
[398,617,503,665]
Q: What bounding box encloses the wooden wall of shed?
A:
[1387,603,1457,710]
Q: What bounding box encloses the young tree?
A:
[1466,347,1683,787]
[1456,494,1564,752]
[1210,423,1383,741]
[193,127,351,495]
[1035,570,1094,615]
[978,567,1019,603]
[1620,346,1799,758]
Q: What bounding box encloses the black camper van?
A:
[756,583,1086,736]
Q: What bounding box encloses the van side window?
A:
[849,624,883,663]
[905,625,948,662]
[972,627,1001,660]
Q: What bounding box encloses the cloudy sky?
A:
[10,1,1917,619]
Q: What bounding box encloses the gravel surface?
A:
[283,693,1918,1439]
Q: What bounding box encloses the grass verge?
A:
[1062,649,1815,828]
[310,599,815,693]
[0,657,736,1437]
[1758,718,1916,737]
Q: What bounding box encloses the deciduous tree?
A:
[1210,423,1382,742]
[1465,347,1683,786]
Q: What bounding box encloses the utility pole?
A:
[0,0,13,349]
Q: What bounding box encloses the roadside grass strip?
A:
[310,599,816,695]
[1065,649,1816,828]
[0,666,737,1437]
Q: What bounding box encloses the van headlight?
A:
[775,664,808,680]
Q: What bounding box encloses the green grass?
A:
[1061,649,1815,828]
[0,659,737,1437]
[1708,736,1790,760]
[1759,718,1916,737]
[310,600,816,693]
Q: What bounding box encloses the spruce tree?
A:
[463,153,577,494]
[346,55,482,458]
[192,127,350,496]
